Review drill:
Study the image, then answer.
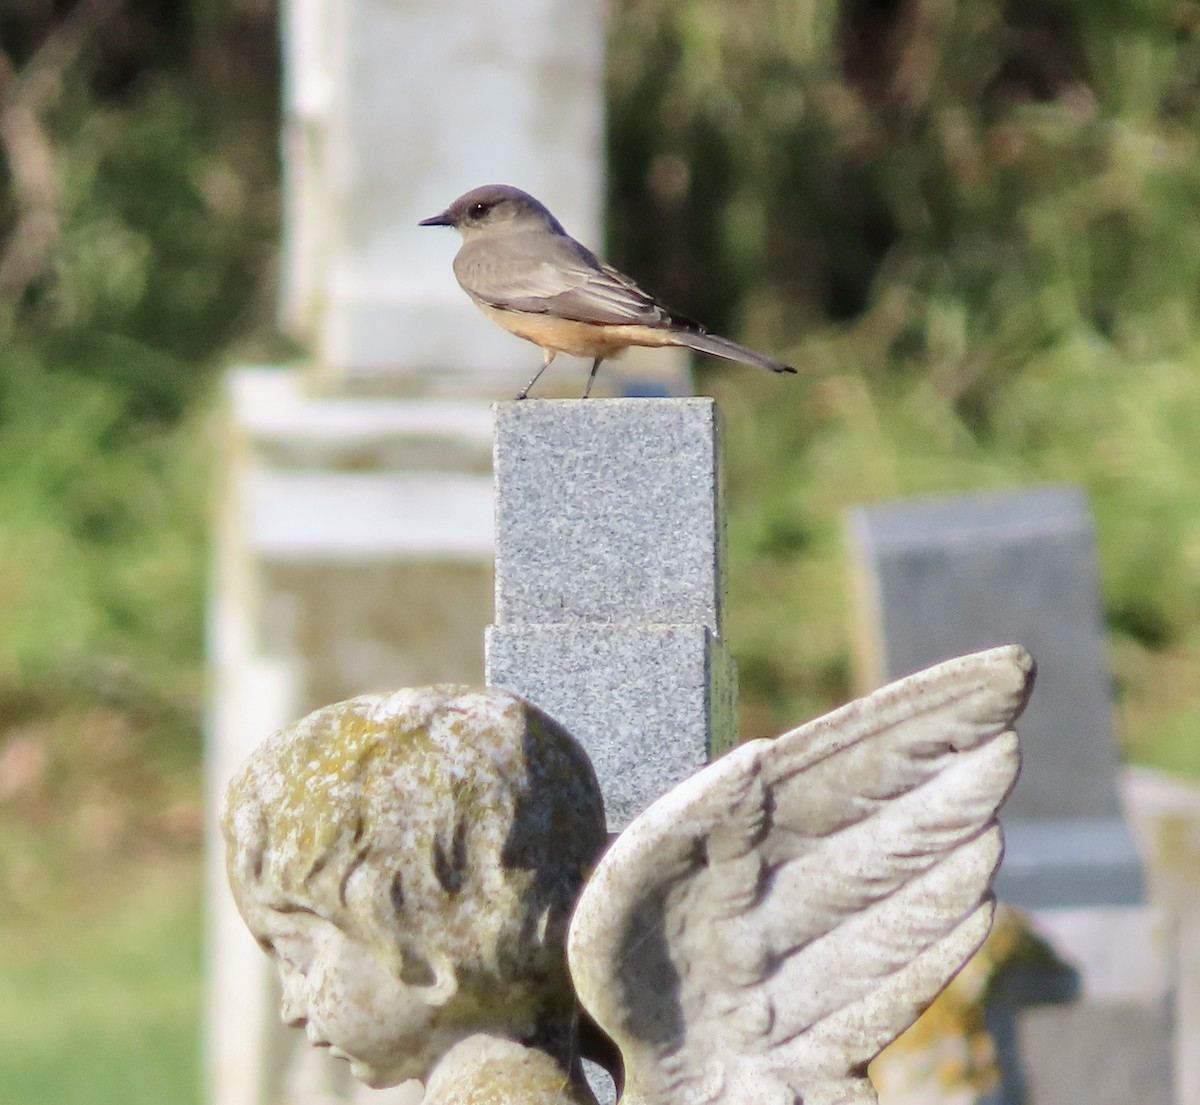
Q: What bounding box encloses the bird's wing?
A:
[567,646,1032,1105]
[453,231,694,329]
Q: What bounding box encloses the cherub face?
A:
[250,903,458,1088]
[221,686,610,1087]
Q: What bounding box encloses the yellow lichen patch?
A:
[869,907,1032,1103]
[424,1041,592,1105]
[277,718,395,863]
[222,683,608,1068]
[232,707,416,900]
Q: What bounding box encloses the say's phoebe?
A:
[419,184,797,399]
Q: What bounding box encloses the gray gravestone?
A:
[847,484,1174,1105]
[486,399,737,829]
[848,483,1142,907]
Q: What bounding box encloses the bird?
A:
[419,184,798,399]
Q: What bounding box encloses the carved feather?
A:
[567,645,1033,1105]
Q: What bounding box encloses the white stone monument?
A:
[205,1,614,1101]
[280,0,605,393]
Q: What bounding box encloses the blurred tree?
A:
[0,0,280,748]
[0,0,1197,769]
[0,0,279,413]
[608,0,1200,762]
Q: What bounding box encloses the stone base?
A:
[486,623,736,829]
[984,906,1175,1105]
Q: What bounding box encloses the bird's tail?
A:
[672,330,797,374]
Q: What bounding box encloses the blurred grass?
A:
[0,847,200,1105]
[0,0,1199,1100]
[0,8,279,1100]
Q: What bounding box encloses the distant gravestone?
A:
[848,483,1142,907]
[279,0,605,392]
[277,0,688,398]
[847,484,1174,1105]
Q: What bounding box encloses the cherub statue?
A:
[222,646,1032,1105]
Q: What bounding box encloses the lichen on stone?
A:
[221,683,607,1053]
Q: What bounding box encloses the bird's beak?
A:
[418,210,453,227]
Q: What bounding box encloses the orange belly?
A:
[476,304,678,359]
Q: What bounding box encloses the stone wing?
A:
[567,645,1032,1105]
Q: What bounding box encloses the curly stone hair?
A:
[221,685,607,1036]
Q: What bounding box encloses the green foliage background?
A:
[0,0,1198,1101]
[607,0,1200,765]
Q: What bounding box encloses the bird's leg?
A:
[582,356,604,399]
[515,351,556,400]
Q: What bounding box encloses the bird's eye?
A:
[470,202,488,219]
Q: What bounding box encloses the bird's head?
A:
[418,184,565,241]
